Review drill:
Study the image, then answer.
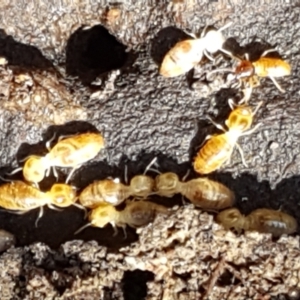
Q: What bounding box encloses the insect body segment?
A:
[23,132,105,185]
[216,208,297,237]
[194,101,261,175]
[118,201,170,228]
[155,172,235,209]
[160,39,205,77]
[78,201,170,235]
[247,208,297,237]
[235,51,291,93]
[160,23,231,77]
[79,175,154,208]
[0,181,77,212]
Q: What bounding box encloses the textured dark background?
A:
[0,1,299,299]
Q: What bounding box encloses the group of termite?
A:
[0,22,297,240]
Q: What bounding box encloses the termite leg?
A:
[270,76,285,93]
[240,86,253,104]
[45,167,51,177]
[112,224,119,237]
[35,206,44,227]
[143,157,158,175]
[241,122,262,136]
[253,101,263,116]
[235,143,248,168]
[204,49,215,61]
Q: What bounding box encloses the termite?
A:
[209,49,291,95]
[79,157,157,208]
[18,132,105,185]
[155,172,235,210]
[0,181,80,226]
[193,99,262,174]
[79,175,155,208]
[160,22,232,77]
[75,200,170,237]
[216,208,297,237]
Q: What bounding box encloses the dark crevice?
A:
[0,29,53,71]
[66,25,128,85]
[121,270,154,300]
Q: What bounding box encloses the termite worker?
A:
[247,208,297,237]
[160,22,232,77]
[0,181,79,225]
[75,200,170,236]
[216,208,297,237]
[19,132,105,185]
[193,99,262,175]
[235,50,291,93]
[155,172,234,210]
[210,49,291,95]
[79,175,155,208]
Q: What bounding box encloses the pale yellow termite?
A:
[194,100,262,175]
[75,200,170,236]
[160,22,232,77]
[79,175,155,208]
[19,132,104,185]
[216,208,297,237]
[0,181,79,226]
[155,172,234,210]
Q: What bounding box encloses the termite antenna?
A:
[182,169,191,182]
[45,132,57,151]
[228,98,236,110]
[206,68,234,80]
[124,164,128,184]
[73,203,88,219]
[74,222,92,235]
[65,166,80,184]
[218,21,233,32]
[143,157,158,175]
[48,204,63,212]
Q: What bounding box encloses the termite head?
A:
[235,60,254,79]
[88,203,118,228]
[216,208,244,231]
[203,29,226,54]
[130,175,155,197]
[23,156,46,183]
[155,172,180,197]
[50,184,77,207]
[226,105,254,132]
